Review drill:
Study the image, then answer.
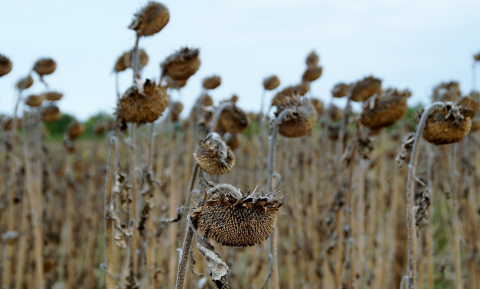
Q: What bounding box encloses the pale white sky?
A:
[1,0,479,120]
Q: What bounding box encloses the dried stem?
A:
[129,124,138,276]
[210,102,233,134]
[449,144,463,289]
[2,74,29,288]
[23,116,45,289]
[405,101,444,289]
[266,108,292,289]
[175,164,199,289]
[132,35,140,83]
[426,150,434,289]
[104,124,118,289]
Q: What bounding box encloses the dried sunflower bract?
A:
[192,184,284,247]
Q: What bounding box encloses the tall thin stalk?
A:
[132,35,140,82]
[104,125,118,289]
[129,124,139,275]
[449,144,463,289]
[405,101,444,289]
[23,114,45,289]
[175,164,199,289]
[426,150,434,289]
[2,76,28,288]
[266,108,292,289]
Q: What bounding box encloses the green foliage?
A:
[43,113,76,140]
[81,112,113,139]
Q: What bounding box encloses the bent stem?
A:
[209,102,233,134]
[449,144,463,289]
[175,164,200,289]
[266,108,292,289]
[405,101,444,289]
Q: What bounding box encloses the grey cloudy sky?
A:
[1,0,479,120]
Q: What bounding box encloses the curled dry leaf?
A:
[396,133,415,168]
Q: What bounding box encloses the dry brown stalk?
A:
[449,144,463,289]
[405,101,444,289]
[104,126,119,289]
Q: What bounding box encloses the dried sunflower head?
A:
[25,94,45,107]
[193,133,235,175]
[42,105,61,122]
[331,82,350,98]
[223,132,241,151]
[360,88,411,130]
[431,81,461,103]
[350,76,382,102]
[302,65,323,82]
[272,85,308,106]
[118,79,169,123]
[124,48,149,70]
[306,51,319,67]
[274,96,317,138]
[418,96,479,145]
[128,1,170,37]
[114,52,128,73]
[218,104,249,134]
[470,118,480,132]
[160,47,200,81]
[203,75,221,90]
[16,75,33,89]
[192,184,284,247]
[1,117,22,131]
[475,52,480,62]
[170,101,184,121]
[0,54,13,77]
[66,121,84,140]
[33,58,56,76]
[63,138,75,154]
[41,91,63,101]
[93,119,114,135]
[327,104,342,122]
[165,77,187,90]
[263,75,280,91]
[311,98,324,116]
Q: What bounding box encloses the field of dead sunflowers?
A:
[1,2,480,289]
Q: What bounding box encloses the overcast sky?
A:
[1,0,479,121]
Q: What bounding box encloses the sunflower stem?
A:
[175,164,199,289]
[104,119,118,289]
[210,102,233,134]
[266,108,292,289]
[405,101,444,289]
[450,143,463,289]
[132,35,140,84]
